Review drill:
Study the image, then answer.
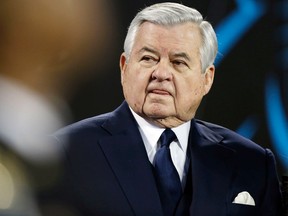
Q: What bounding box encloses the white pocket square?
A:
[232,191,255,206]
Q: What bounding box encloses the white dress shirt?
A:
[130,108,191,187]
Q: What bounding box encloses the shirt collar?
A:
[129,107,191,152]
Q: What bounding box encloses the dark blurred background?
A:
[66,0,288,176]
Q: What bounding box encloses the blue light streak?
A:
[215,0,266,66]
[236,116,259,139]
[265,75,288,169]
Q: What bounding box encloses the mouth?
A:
[149,89,171,96]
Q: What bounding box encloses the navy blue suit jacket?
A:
[52,101,282,216]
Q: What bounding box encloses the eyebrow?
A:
[137,46,159,56]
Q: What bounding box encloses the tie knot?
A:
[160,129,176,147]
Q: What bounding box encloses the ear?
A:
[203,65,215,95]
[119,52,127,84]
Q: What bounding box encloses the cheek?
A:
[192,85,205,97]
[175,78,205,111]
[176,77,202,97]
[190,76,206,96]
[123,70,147,93]
[122,68,150,111]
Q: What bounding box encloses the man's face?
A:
[120,22,214,127]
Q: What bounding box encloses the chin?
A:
[143,102,173,116]
[144,109,171,119]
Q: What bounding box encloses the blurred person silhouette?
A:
[0,0,114,215]
[50,2,282,216]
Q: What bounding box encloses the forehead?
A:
[133,22,201,55]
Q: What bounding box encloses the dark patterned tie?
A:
[154,129,182,216]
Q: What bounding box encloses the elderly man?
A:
[52,2,282,216]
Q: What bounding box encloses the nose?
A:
[151,61,172,81]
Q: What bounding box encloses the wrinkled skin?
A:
[120,22,215,128]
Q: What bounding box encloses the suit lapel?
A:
[98,102,163,216]
[188,120,237,215]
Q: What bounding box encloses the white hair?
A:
[123,2,218,72]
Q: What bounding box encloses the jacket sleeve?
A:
[260,149,283,216]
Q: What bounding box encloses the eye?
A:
[140,55,158,66]
[141,55,156,62]
[172,60,188,67]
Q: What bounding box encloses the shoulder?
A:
[62,112,112,131]
[53,101,133,142]
[194,119,267,154]
[193,119,279,179]
[53,112,113,141]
